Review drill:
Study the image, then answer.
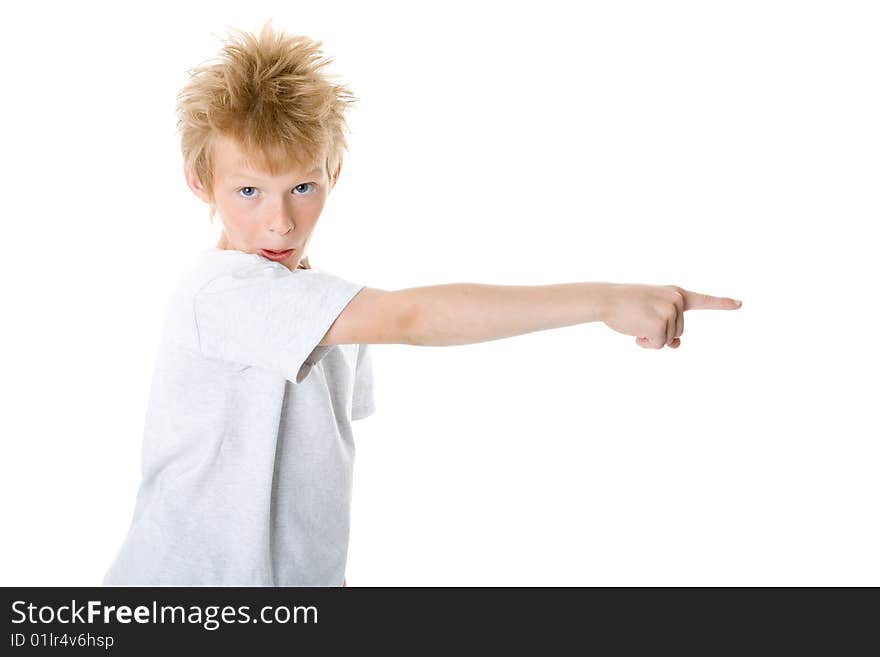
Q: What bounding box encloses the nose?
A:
[268,208,295,234]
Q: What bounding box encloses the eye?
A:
[293,183,316,195]
[237,186,257,198]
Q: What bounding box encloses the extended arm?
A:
[320,282,741,349]
[320,283,611,347]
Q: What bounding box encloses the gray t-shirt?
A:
[102,247,374,586]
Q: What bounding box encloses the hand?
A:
[599,283,742,349]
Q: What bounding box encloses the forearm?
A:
[401,282,611,347]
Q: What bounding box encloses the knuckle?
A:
[663,286,683,302]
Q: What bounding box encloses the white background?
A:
[1,1,877,586]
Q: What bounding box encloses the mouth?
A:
[259,248,294,262]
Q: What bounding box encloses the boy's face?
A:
[185,133,340,272]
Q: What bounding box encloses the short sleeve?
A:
[194,264,365,384]
[351,343,376,421]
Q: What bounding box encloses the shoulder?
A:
[194,249,290,295]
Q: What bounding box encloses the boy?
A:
[102,21,741,587]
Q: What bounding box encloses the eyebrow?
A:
[229,167,322,181]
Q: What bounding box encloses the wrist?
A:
[591,282,615,324]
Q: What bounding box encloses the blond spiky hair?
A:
[175,19,357,223]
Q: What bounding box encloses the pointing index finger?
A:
[679,288,743,310]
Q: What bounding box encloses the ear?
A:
[183,164,211,204]
[330,158,343,190]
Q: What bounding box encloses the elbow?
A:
[398,297,424,346]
